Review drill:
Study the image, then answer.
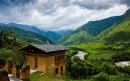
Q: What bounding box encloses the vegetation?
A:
[0,31,26,66]
[63,8,130,81]
[59,16,122,46]
[0,25,55,44]
[0,23,62,42]
[49,64,56,77]
[21,64,30,71]
[65,49,130,80]
[0,7,130,81]
[30,71,64,81]
[95,9,130,44]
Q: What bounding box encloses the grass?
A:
[71,42,115,60]
[87,51,114,60]
[30,71,91,81]
[72,42,104,54]
[30,71,64,81]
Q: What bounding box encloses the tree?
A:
[49,64,55,77]
[0,48,13,60]
[92,72,109,81]
[0,31,17,49]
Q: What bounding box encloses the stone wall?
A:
[12,65,21,78]
[0,69,9,81]
[5,60,13,74]
[20,65,30,81]
[3,60,31,81]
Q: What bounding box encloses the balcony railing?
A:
[55,60,65,65]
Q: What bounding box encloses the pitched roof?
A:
[20,44,70,52]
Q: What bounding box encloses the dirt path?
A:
[75,51,88,60]
[9,74,21,81]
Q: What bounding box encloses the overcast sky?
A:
[0,0,129,31]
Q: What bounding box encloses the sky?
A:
[0,0,130,31]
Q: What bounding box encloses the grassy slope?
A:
[72,42,115,60]
[95,8,130,43]
[30,71,91,81]
[59,16,122,46]
[71,8,130,60]
[59,31,94,45]
[0,26,55,44]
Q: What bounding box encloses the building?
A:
[20,44,69,76]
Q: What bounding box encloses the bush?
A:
[109,73,129,81]
[0,48,14,60]
[92,72,109,81]
[100,62,117,75]
[112,52,130,62]
[21,64,30,71]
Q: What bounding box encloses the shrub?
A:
[92,72,109,81]
[21,64,30,71]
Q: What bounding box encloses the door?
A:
[34,57,37,70]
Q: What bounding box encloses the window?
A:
[60,66,63,75]
[55,68,58,74]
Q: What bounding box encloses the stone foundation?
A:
[5,60,13,74]
[20,65,30,81]
[0,69,9,81]
[12,65,21,78]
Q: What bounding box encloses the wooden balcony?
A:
[55,60,65,65]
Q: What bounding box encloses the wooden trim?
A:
[55,59,65,66]
[26,53,46,57]
[26,51,66,57]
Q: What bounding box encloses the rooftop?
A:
[20,44,69,53]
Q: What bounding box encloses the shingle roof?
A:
[21,44,69,52]
[34,44,69,52]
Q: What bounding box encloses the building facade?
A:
[20,44,69,77]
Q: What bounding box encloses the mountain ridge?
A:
[0,25,55,44]
[94,8,130,44]
[59,15,122,46]
[0,23,61,42]
[54,30,74,35]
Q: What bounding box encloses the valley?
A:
[0,7,130,81]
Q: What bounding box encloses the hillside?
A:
[95,8,130,44]
[0,25,54,44]
[54,30,74,35]
[0,23,61,42]
[58,16,122,46]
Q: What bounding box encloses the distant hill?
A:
[94,8,130,44]
[58,16,122,46]
[54,30,74,35]
[0,23,61,42]
[0,25,55,44]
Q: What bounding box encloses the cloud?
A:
[119,0,130,7]
[72,0,114,9]
[0,0,129,31]
[72,0,130,10]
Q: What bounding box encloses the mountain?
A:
[0,23,61,42]
[54,30,74,35]
[94,8,130,44]
[58,16,122,46]
[43,31,61,42]
[0,25,55,44]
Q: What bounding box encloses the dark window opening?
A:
[60,66,63,75]
[55,68,58,74]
